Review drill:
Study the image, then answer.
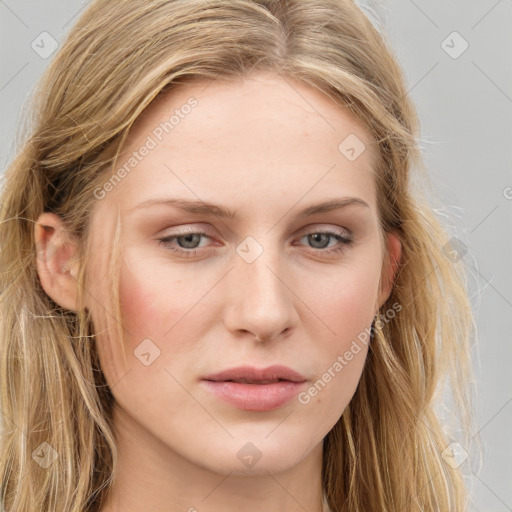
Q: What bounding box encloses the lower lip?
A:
[201,380,306,412]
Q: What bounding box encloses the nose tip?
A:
[223,248,298,343]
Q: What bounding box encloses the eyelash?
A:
[158,229,354,258]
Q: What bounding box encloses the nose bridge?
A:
[224,234,297,341]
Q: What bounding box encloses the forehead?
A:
[94,72,379,219]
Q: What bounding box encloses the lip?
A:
[201,365,307,412]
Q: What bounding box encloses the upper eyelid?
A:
[160,222,352,237]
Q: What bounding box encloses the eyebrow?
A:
[131,197,370,219]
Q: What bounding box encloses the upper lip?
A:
[202,365,307,384]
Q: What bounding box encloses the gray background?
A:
[1,1,511,510]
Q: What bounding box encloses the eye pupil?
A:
[308,233,330,249]
[178,233,202,248]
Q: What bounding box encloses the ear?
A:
[377,231,402,309]
[34,212,81,311]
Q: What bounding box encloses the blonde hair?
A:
[0,1,476,510]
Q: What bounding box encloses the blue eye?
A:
[297,231,354,253]
[158,232,210,258]
[158,229,354,258]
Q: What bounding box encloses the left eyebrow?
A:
[130,197,370,219]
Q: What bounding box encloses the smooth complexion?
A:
[34,72,401,512]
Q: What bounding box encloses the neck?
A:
[98,403,326,512]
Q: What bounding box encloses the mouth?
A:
[201,365,307,412]
[221,378,286,384]
[202,364,307,384]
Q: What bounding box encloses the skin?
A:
[35,72,401,512]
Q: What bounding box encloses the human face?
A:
[86,72,388,477]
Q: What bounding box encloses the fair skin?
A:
[34,72,401,512]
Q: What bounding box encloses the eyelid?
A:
[158,223,351,241]
[157,223,355,259]
[297,223,351,236]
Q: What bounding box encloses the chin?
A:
[184,433,317,476]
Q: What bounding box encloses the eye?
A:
[295,229,354,255]
[157,227,354,258]
[158,231,212,258]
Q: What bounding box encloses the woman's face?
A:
[86,72,396,476]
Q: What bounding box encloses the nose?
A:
[223,241,299,343]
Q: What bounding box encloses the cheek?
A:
[119,266,163,339]
[315,261,381,345]
[296,271,376,418]
[116,250,210,364]
[118,252,182,342]
[296,249,381,412]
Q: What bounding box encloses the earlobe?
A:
[378,231,402,309]
[34,212,81,311]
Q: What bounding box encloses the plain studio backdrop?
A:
[0,1,511,511]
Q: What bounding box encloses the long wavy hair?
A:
[0,1,476,510]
